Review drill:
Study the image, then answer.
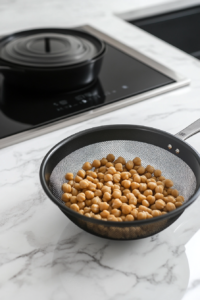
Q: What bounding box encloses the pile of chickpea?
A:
[61,154,184,222]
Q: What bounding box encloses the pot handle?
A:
[175,119,200,141]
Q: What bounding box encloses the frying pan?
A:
[40,119,200,240]
[0,28,106,91]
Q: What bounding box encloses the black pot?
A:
[0,28,106,91]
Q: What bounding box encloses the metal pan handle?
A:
[175,119,200,141]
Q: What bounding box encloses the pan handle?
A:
[175,119,200,141]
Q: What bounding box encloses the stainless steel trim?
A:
[0,25,190,150]
[175,119,200,141]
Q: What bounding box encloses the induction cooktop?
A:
[0,25,190,149]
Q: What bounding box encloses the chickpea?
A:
[93,179,99,184]
[166,202,176,211]
[82,162,92,171]
[62,193,72,202]
[165,179,174,188]
[154,169,162,177]
[85,190,94,199]
[97,182,103,189]
[84,213,91,218]
[155,185,164,193]
[104,174,113,182]
[165,196,176,203]
[92,197,101,205]
[84,207,91,213]
[138,194,146,203]
[99,202,109,211]
[133,157,141,166]
[97,173,104,180]
[100,210,110,218]
[139,183,147,192]
[62,183,72,193]
[112,199,122,209]
[152,210,162,217]
[74,183,81,190]
[130,209,138,218]
[113,173,121,183]
[158,176,166,181]
[130,169,137,176]
[91,204,100,214]
[132,189,140,197]
[131,182,140,189]
[137,211,147,220]
[155,193,164,200]
[120,196,128,203]
[70,203,79,212]
[146,195,155,205]
[100,158,108,166]
[125,214,134,221]
[88,182,96,191]
[132,175,140,184]
[115,156,126,165]
[121,180,131,189]
[103,192,112,202]
[126,161,134,170]
[121,172,129,180]
[68,180,74,186]
[176,196,184,203]
[86,176,94,183]
[128,194,137,205]
[85,200,92,206]
[65,201,71,207]
[92,159,101,168]
[102,186,111,194]
[144,172,152,179]
[78,202,85,209]
[115,163,123,172]
[121,204,132,215]
[175,202,183,208]
[137,166,145,175]
[163,190,168,196]
[106,154,115,162]
[145,165,154,173]
[79,179,89,189]
[112,184,120,190]
[99,166,107,173]
[123,189,131,196]
[147,181,157,190]
[171,189,179,197]
[140,175,147,183]
[150,204,157,210]
[143,189,152,197]
[65,172,73,180]
[142,199,150,207]
[112,189,122,199]
[138,205,151,213]
[111,208,121,217]
[107,215,118,221]
[94,214,102,220]
[70,196,77,203]
[76,193,85,202]
[77,169,86,178]
[107,167,116,175]
[94,189,102,197]
[155,200,165,210]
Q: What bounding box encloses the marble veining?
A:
[1,0,200,299]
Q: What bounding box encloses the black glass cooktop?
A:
[0,42,174,140]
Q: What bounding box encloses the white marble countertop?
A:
[1,0,200,299]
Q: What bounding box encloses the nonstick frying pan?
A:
[40,119,200,240]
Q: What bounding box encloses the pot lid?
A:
[0,30,103,68]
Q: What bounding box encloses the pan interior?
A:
[49,140,196,203]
